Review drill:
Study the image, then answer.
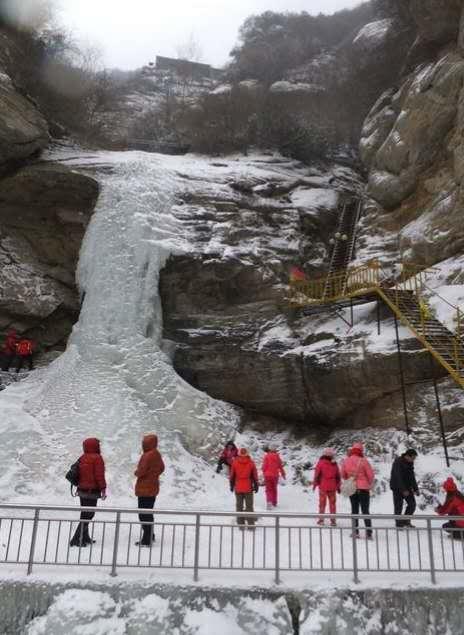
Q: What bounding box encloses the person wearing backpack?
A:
[313,448,340,526]
[262,445,286,510]
[341,442,375,539]
[134,433,165,547]
[15,337,35,373]
[70,438,107,547]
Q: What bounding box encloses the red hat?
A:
[443,477,457,493]
[239,448,248,456]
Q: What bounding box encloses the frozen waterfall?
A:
[5,152,240,504]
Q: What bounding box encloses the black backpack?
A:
[65,460,80,496]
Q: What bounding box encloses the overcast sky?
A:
[56,0,365,70]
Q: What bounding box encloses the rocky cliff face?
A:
[0,28,99,353]
[361,1,464,267]
[159,1,464,441]
[159,154,457,435]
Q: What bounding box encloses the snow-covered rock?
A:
[352,19,394,50]
[0,51,49,165]
[269,81,323,95]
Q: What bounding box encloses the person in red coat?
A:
[1,329,18,371]
[313,448,341,526]
[216,440,238,474]
[134,433,165,546]
[435,477,464,540]
[70,438,107,547]
[15,337,35,373]
[230,448,259,529]
[262,445,286,510]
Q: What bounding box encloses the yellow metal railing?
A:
[289,260,382,305]
[288,259,464,385]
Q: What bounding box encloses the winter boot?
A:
[70,524,86,547]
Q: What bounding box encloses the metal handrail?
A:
[0,504,463,584]
[0,503,461,521]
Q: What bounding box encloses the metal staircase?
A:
[323,198,363,298]
[378,288,464,388]
[290,260,464,390]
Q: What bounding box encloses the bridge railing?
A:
[0,504,463,584]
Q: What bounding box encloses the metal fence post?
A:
[110,512,121,577]
[27,508,40,575]
[275,515,281,585]
[193,513,201,582]
[426,518,436,584]
[351,517,360,584]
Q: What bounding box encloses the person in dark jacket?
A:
[134,433,165,546]
[216,440,238,474]
[389,449,418,528]
[70,438,107,547]
[230,448,259,529]
[1,329,18,371]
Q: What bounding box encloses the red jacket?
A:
[219,444,238,467]
[436,494,464,528]
[230,455,259,494]
[135,434,165,497]
[3,331,18,355]
[313,457,341,492]
[16,339,34,357]
[262,451,286,479]
[78,438,106,494]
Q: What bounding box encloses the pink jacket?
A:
[313,457,341,492]
[341,455,375,490]
[262,451,286,479]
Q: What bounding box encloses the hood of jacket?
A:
[83,438,100,454]
[142,434,158,452]
[236,455,252,466]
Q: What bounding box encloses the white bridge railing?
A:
[0,504,463,584]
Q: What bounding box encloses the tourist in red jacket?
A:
[435,477,464,539]
[262,445,286,510]
[70,438,107,547]
[1,329,18,371]
[313,448,341,526]
[134,433,165,546]
[216,440,238,474]
[15,337,35,373]
[230,448,259,529]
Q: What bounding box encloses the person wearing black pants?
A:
[341,442,375,539]
[390,449,419,528]
[69,438,107,548]
[134,434,165,547]
[350,490,372,538]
